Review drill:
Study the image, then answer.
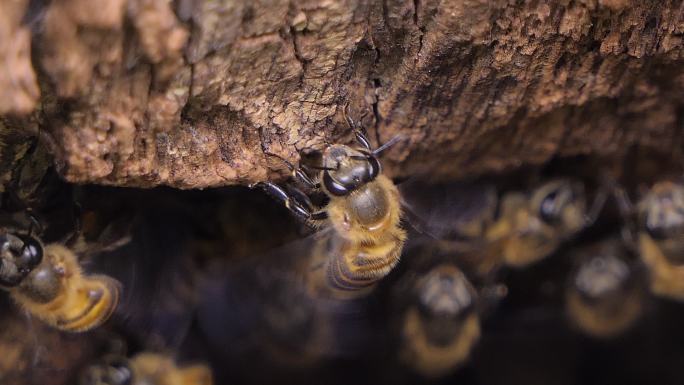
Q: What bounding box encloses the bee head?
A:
[574,254,630,302]
[79,358,133,385]
[0,231,43,287]
[321,144,380,197]
[639,181,684,240]
[416,265,474,319]
[532,179,586,231]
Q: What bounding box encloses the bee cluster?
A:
[2,117,684,385]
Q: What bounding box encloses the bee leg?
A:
[63,199,83,247]
[252,182,328,225]
[263,151,320,189]
[613,185,635,217]
[612,186,639,248]
[20,210,44,256]
[286,185,329,226]
[343,103,372,150]
[354,131,372,151]
[584,185,610,226]
[292,165,320,190]
[344,103,404,156]
[26,210,43,238]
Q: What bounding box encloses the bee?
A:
[0,227,120,332]
[618,180,684,301]
[254,106,406,298]
[80,352,213,385]
[399,264,480,378]
[565,239,644,338]
[386,241,486,379]
[485,178,602,269]
[402,178,603,273]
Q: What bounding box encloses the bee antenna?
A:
[349,155,369,161]
[372,135,405,155]
[343,103,355,130]
[306,165,337,171]
[263,151,297,171]
[26,210,43,238]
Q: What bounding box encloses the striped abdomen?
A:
[13,244,120,332]
[320,176,406,297]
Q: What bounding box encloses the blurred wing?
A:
[196,229,376,369]
[399,178,498,242]
[90,209,201,351]
[70,210,135,258]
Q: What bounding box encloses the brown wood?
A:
[1,0,683,189]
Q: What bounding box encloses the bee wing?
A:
[70,211,135,258]
[90,211,201,352]
[398,178,498,242]
[196,229,377,368]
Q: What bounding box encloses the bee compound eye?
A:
[323,171,351,197]
[539,189,564,224]
[18,235,43,270]
[0,233,43,287]
[368,155,381,179]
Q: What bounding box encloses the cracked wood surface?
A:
[1,0,684,188]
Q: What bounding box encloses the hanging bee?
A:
[253,105,406,298]
[80,352,213,385]
[565,238,644,338]
[0,225,120,332]
[614,181,684,301]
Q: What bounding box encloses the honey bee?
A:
[254,107,406,298]
[387,242,484,379]
[80,352,213,385]
[485,178,600,268]
[402,178,603,273]
[621,180,684,301]
[0,227,120,332]
[565,238,644,338]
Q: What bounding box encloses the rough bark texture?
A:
[1,0,684,188]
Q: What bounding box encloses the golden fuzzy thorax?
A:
[566,286,642,338]
[319,175,406,298]
[130,353,214,385]
[11,244,120,332]
[400,309,480,378]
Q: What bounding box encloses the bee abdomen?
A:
[326,237,403,292]
[13,244,121,332]
[54,274,121,332]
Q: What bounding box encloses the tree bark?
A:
[1,0,684,189]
